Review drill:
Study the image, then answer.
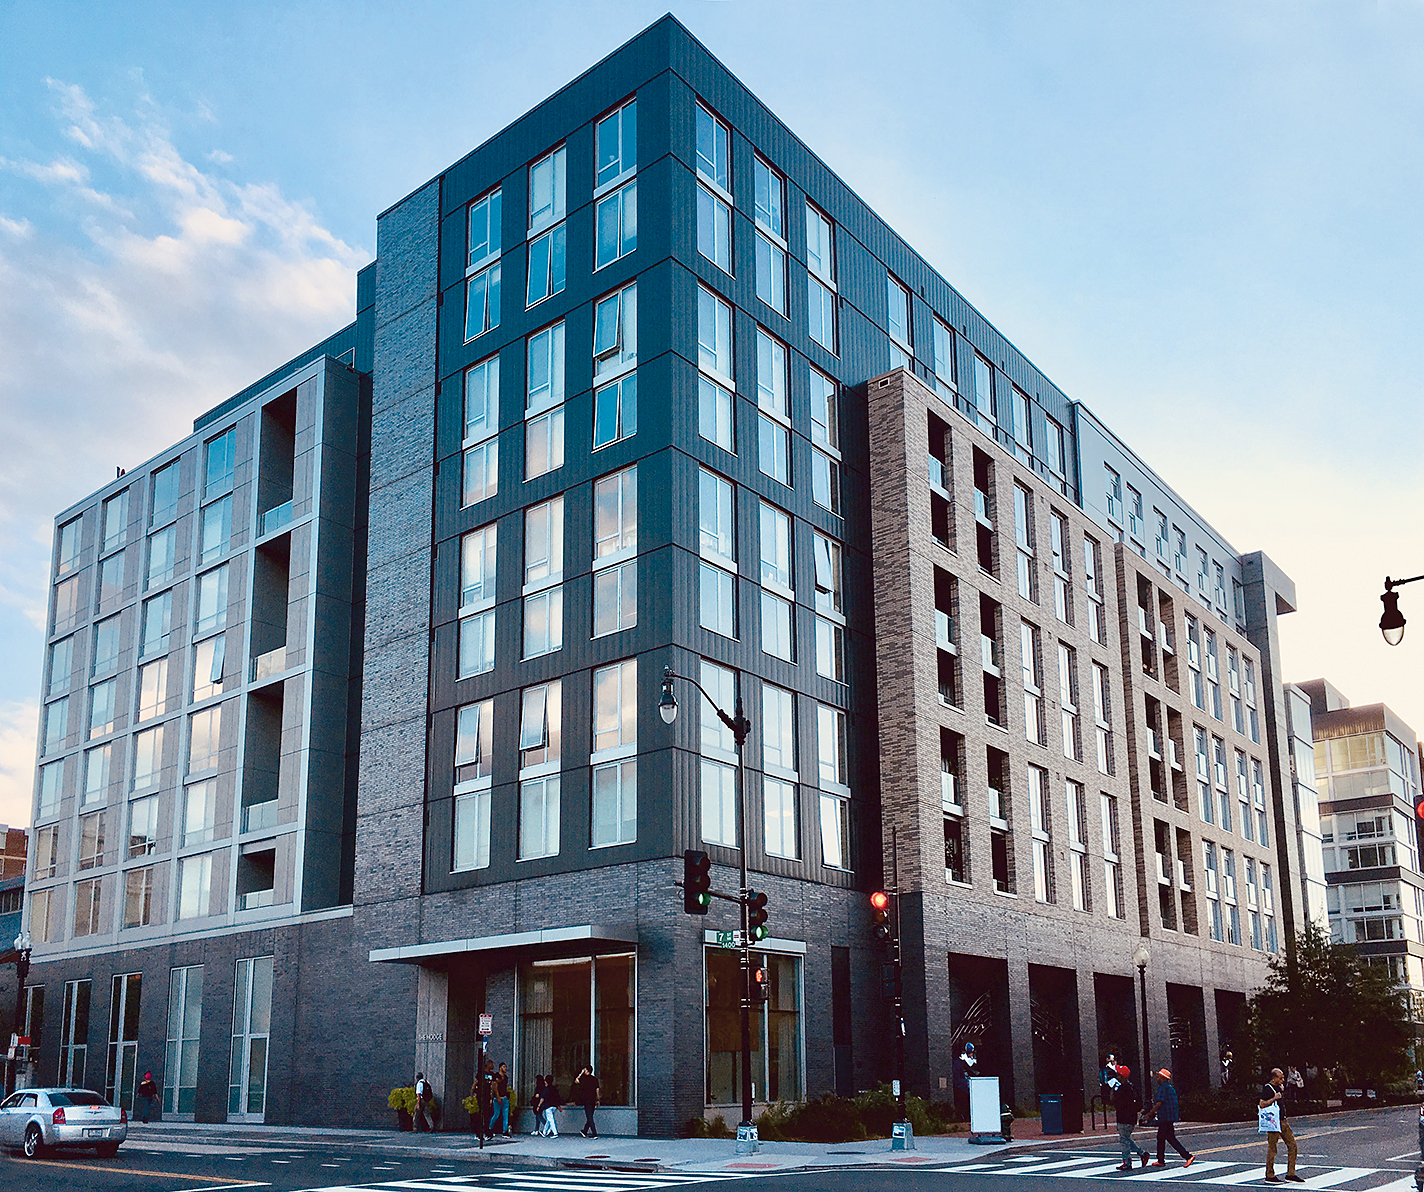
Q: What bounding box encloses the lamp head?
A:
[1381,587,1406,646]
[1132,939,1151,968]
[659,667,678,724]
[14,930,31,953]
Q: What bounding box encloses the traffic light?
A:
[1414,793,1424,823]
[683,850,712,915]
[747,890,769,940]
[750,965,769,1004]
[871,890,892,941]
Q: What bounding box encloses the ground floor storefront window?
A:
[705,948,802,1106]
[517,954,635,1107]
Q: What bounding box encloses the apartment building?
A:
[18,15,1322,1131]
[1296,679,1424,1009]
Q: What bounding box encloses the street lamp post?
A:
[9,931,31,1096]
[1132,940,1151,1103]
[1380,575,1424,646]
[660,666,757,1146]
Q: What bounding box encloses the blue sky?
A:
[1,1,1421,825]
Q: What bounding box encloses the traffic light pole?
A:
[733,702,756,1144]
[662,667,757,1149]
[892,827,907,1127]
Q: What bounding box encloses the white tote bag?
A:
[1258,1102,1281,1133]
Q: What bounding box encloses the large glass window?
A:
[932,318,957,396]
[228,956,273,1118]
[461,523,497,611]
[519,777,560,860]
[467,186,501,270]
[526,222,567,307]
[465,263,502,341]
[594,282,637,381]
[148,525,177,588]
[754,156,787,314]
[200,497,231,565]
[195,566,229,634]
[60,979,91,1086]
[105,972,142,1111]
[204,429,236,498]
[188,704,224,774]
[37,759,63,820]
[517,956,635,1111]
[596,99,636,188]
[596,180,637,269]
[164,965,203,1114]
[698,286,734,383]
[695,103,730,190]
[757,329,790,486]
[49,635,75,696]
[701,759,738,848]
[102,489,129,553]
[698,181,731,273]
[53,576,80,633]
[151,461,180,525]
[810,367,840,514]
[528,146,567,235]
[706,948,801,1105]
[886,274,912,365]
[699,376,734,453]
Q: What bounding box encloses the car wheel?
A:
[22,1123,43,1158]
[96,1142,120,1157]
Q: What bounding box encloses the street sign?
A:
[716,929,742,949]
[892,1079,901,1096]
[478,1014,493,1037]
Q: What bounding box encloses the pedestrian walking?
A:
[1099,1053,1120,1107]
[471,1057,494,1148]
[1147,1068,1194,1167]
[489,1061,511,1136]
[952,1041,977,1123]
[1260,1067,1302,1183]
[575,1065,600,1138]
[413,1072,432,1133]
[1112,1065,1150,1170]
[542,1074,563,1137]
[136,1072,159,1123]
[1221,1050,1234,1088]
[530,1076,547,1135]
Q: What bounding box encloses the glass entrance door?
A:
[105,973,142,1111]
[227,956,273,1122]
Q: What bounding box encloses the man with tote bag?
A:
[1259,1067,1302,1183]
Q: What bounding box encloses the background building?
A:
[1,826,29,1049]
[18,15,1325,1131]
[1297,678,1424,1020]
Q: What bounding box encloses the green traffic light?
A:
[698,893,710,907]
[751,925,768,941]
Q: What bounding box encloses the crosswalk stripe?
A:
[1294,1170,1379,1189]
[1060,1162,1149,1179]
[1127,1161,1234,1181]
[1365,1179,1423,1192]
[992,1156,1125,1175]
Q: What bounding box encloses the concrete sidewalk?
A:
[122,1119,1031,1173]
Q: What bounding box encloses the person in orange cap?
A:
[1147,1068,1194,1167]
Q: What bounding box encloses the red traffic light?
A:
[870,890,890,911]
[1414,795,1424,822]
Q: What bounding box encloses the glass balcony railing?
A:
[260,500,294,537]
[974,489,992,527]
[1156,853,1171,884]
[928,455,948,492]
[987,786,1004,821]
[981,635,1000,674]
[242,800,278,833]
[239,888,275,911]
[941,770,959,811]
[1168,738,1182,770]
[1147,728,1162,758]
[251,646,288,683]
[1159,623,1175,653]
[1176,860,1192,891]
[1138,606,1152,637]
[935,610,954,650]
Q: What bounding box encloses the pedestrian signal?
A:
[683,850,712,915]
[751,966,769,1004]
[747,890,769,940]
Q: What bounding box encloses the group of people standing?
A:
[466,1059,601,1145]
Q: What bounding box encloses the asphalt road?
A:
[1,1105,1420,1192]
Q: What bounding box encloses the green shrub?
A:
[683,1114,735,1138]
[388,1087,416,1114]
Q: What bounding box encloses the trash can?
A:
[1039,1093,1064,1135]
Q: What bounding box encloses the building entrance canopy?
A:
[367,923,638,966]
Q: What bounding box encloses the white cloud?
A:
[0,80,370,821]
[0,702,38,830]
[206,149,234,164]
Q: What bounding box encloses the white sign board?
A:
[478,1013,493,1037]
[969,1075,1001,1135]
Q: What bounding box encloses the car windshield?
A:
[48,1091,109,1106]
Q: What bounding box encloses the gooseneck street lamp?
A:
[1132,939,1152,1103]
[1380,575,1424,646]
[659,666,758,1142]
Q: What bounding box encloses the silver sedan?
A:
[0,1088,128,1157]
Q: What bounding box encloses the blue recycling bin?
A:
[1039,1093,1064,1135]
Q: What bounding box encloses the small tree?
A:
[1244,921,1412,1092]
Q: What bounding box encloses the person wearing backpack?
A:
[1112,1065,1150,1170]
[1147,1069,1194,1167]
[413,1072,432,1133]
